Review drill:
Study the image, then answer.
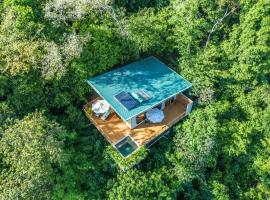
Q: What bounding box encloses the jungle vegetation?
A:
[0,0,269,199]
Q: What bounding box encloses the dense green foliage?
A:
[0,0,269,199]
[105,146,148,171]
[0,112,68,199]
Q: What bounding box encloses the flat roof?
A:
[87,56,192,121]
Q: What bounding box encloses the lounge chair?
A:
[94,112,100,117]
[101,110,111,120]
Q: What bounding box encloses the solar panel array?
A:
[137,90,152,101]
[115,92,138,110]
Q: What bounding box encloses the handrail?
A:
[83,98,116,145]
[144,112,186,147]
[83,94,189,148]
[167,112,186,127]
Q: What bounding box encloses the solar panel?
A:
[115,92,138,110]
[137,90,152,101]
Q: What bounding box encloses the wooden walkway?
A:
[84,94,191,146]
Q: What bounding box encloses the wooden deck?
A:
[84,94,191,146]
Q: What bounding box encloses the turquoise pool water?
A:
[115,136,138,157]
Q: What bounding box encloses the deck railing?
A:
[83,97,116,145]
[144,110,186,147]
[167,112,186,127]
[83,94,191,148]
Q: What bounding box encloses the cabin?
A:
[83,56,193,158]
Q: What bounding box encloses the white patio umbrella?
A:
[146,108,164,123]
[92,100,110,114]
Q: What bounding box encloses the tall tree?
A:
[0,112,68,200]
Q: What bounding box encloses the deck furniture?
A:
[92,100,110,114]
[146,108,164,123]
[101,110,111,120]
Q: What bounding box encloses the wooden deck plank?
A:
[131,100,186,145]
[84,94,190,146]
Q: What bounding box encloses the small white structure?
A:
[85,56,194,158]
